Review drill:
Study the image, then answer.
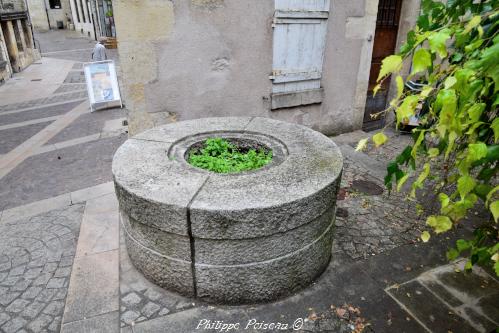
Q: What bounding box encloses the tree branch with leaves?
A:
[357,0,499,275]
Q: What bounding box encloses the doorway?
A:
[363,0,403,131]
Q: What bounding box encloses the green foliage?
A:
[188,138,272,174]
[363,0,499,274]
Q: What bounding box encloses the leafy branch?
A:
[358,0,499,275]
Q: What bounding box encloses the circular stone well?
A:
[112,117,343,304]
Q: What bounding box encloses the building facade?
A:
[113,0,420,136]
[26,0,72,31]
[68,0,115,39]
[0,0,38,84]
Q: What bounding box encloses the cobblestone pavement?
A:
[0,205,84,333]
[333,152,424,260]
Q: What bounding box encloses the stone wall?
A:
[0,0,26,13]
[114,0,418,136]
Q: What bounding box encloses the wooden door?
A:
[363,0,402,131]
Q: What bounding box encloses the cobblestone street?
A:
[0,30,498,333]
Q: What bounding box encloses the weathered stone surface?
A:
[133,117,253,143]
[123,227,195,297]
[114,117,343,304]
[195,222,334,304]
[190,118,343,239]
[121,213,191,261]
[195,206,336,265]
[113,139,208,235]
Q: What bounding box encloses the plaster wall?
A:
[114,0,416,136]
[26,0,50,31]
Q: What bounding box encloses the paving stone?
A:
[21,286,43,299]
[53,267,71,278]
[47,277,66,289]
[121,310,140,325]
[11,279,31,292]
[35,288,58,302]
[48,316,62,331]
[24,267,43,279]
[387,280,476,332]
[27,314,53,332]
[60,311,119,333]
[122,292,142,307]
[0,292,20,306]
[0,312,11,326]
[22,301,46,318]
[5,298,30,313]
[43,300,65,316]
[141,301,160,318]
[1,317,27,333]
[158,308,170,316]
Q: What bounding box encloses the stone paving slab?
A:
[62,249,119,324]
[53,83,87,94]
[0,204,84,333]
[0,91,88,113]
[0,100,82,126]
[47,108,126,145]
[0,135,125,210]
[0,122,53,154]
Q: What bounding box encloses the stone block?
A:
[195,221,334,304]
[123,228,195,297]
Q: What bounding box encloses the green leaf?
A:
[444,76,457,89]
[467,142,488,162]
[428,148,440,158]
[421,231,430,243]
[464,260,473,270]
[397,174,410,192]
[457,175,476,199]
[373,84,381,97]
[396,75,404,99]
[467,103,485,122]
[355,138,369,152]
[439,193,450,208]
[377,55,403,81]
[491,201,499,223]
[492,118,499,143]
[447,248,459,260]
[411,163,430,197]
[412,49,432,75]
[428,29,451,58]
[456,239,471,252]
[487,185,499,204]
[494,261,499,276]
[464,15,481,33]
[373,132,388,147]
[427,215,453,233]
[396,95,419,124]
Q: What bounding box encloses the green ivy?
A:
[359,0,499,275]
[188,138,272,174]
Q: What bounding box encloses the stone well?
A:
[112,117,343,304]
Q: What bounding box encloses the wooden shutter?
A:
[271,0,330,93]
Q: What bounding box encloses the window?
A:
[49,0,61,9]
[270,0,330,109]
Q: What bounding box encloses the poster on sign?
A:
[83,60,122,112]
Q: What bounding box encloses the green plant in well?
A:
[357,0,499,275]
[188,138,273,174]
